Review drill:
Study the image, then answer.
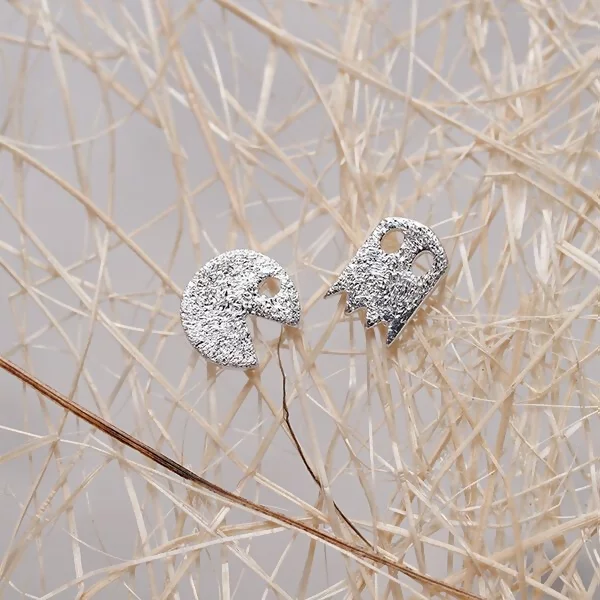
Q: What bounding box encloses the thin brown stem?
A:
[0,355,480,600]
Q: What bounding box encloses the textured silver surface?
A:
[180,250,301,369]
[325,217,448,345]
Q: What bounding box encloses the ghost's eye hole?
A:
[411,251,433,276]
[380,229,404,253]
[258,276,281,297]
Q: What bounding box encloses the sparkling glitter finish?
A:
[325,217,448,345]
[180,250,301,369]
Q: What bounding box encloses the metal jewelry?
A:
[325,217,448,345]
[181,249,301,369]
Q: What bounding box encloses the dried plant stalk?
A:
[0,2,599,599]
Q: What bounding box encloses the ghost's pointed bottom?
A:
[365,308,380,329]
[324,279,345,298]
[386,304,420,345]
[386,318,406,346]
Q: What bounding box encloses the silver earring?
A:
[180,249,301,369]
[325,217,448,345]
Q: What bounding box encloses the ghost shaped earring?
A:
[180,250,301,369]
[325,217,448,345]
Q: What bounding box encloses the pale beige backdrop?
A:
[0,1,599,599]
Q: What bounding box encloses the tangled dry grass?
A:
[0,1,599,599]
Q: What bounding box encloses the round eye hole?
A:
[411,251,433,276]
[258,276,281,297]
[380,228,404,254]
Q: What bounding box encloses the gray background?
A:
[0,1,598,598]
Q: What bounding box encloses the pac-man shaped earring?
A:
[180,250,301,369]
[325,217,448,345]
